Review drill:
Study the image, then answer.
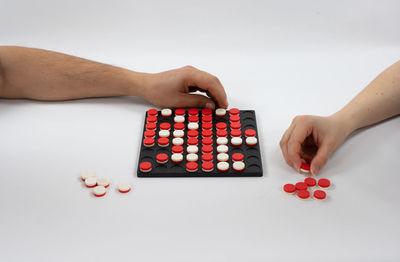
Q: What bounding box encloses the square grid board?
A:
[137,109,263,177]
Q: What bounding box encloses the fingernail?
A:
[312,165,320,175]
[205,102,215,109]
[293,162,299,172]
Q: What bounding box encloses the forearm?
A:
[333,60,400,133]
[0,46,147,100]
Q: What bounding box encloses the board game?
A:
[137,108,263,177]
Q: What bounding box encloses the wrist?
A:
[126,70,151,98]
[330,110,357,136]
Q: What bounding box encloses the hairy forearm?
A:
[333,60,400,133]
[0,46,147,100]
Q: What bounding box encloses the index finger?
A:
[287,124,312,171]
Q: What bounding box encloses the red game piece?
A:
[187,137,198,145]
[172,145,183,153]
[231,129,242,137]
[202,130,213,138]
[145,122,156,131]
[146,116,157,123]
[186,162,198,172]
[156,153,168,164]
[147,109,158,116]
[140,161,152,172]
[202,137,213,145]
[187,130,198,137]
[318,178,331,188]
[202,145,213,154]
[144,130,155,138]
[143,137,155,147]
[283,184,296,194]
[188,108,199,116]
[202,162,214,172]
[174,122,185,130]
[229,108,240,115]
[202,115,212,123]
[216,122,227,130]
[202,122,213,130]
[244,129,256,137]
[304,177,316,187]
[300,162,310,173]
[313,190,327,200]
[158,137,169,147]
[229,115,240,122]
[216,130,228,137]
[189,115,199,123]
[160,122,171,130]
[202,108,212,116]
[295,182,307,190]
[297,190,310,199]
[201,153,213,162]
[175,109,185,115]
[230,122,241,130]
[232,153,244,162]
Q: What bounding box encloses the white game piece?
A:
[93,186,106,197]
[186,153,199,162]
[118,183,131,193]
[246,137,258,146]
[215,108,226,116]
[171,153,183,163]
[172,137,184,146]
[188,122,199,130]
[187,145,199,154]
[158,130,170,138]
[96,178,110,188]
[174,115,185,123]
[217,145,228,153]
[233,161,245,171]
[231,137,243,146]
[81,171,95,181]
[217,161,229,172]
[216,137,228,145]
[217,153,229,162]
[161,108,172,117]
[173,130,184,138]
[85,177,97,188]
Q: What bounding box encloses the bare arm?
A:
[0,46,228,108]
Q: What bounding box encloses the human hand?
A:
[280,115,353,174]
[141,66,228,109]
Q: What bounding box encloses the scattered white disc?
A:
[172,137,184,146]
[174,115,185,123]
[161,108,172,117]
[215,108,226,116]
[216,137,228,145]
[231,137,243,146]
[96,177,110,187]
[188,122,199,130]
[217,145,229,153]
[118,183,131,193]
[186,153,199,162]
[217,161,229,171]
[93,186,106,197]
[187,145,199,154]
[171,153,183,163]
[233,161,245,171]
[217,153,229,162]
[85,177,97,188]
[173,130,184,138]
[80,171,95,181]
[246,137,258,146]
[158,130,170,138]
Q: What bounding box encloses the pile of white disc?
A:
[80,171,132,197]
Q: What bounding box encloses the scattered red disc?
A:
[174,122,185,130]
[231,129,242,137]
[144,130,155,138]
[187,137,198,145]
[202,145,213,153]
[145,122,156,130]
[202,122,213,130]
[146,116,157,123]
[188,108,199,116]
[216,130,228,137]
[143,137,155,146]
[318,178,331,188]
[313,190,327,200]
[175,109,185,115]
[230,122,241,130]
[300,162,310,172]
[201,153,213,162]
[295,182,307,190]
[202,137,213,145]
[202,161,214,172]
[147,109,158,116]
[186,161,198,172]
[297,190,310,199]
[283,184,296,194]
[172,145,183,153]
[189,115,199,123]
[216,122,227,130]
[230,115,240,122]
[304,177,317,187]
[244,129,256,137]
[158,137,169,146]
[202,115,212,123]
[187,130,198,137]
[232,153,244,162]
[229,108,240,115]
[160,122,171,130]
[156,153,168,163]
[202,130,213,138]
[140,161,152,172]
[202,108,212,115]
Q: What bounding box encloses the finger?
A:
[173,93,216,109]
[184,66,228,108]
[310,140,335,175]
[280,122,296,168]
[287,124,312,171]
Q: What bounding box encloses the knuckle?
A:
[182,65,196,72]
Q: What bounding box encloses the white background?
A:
[1,0,400,261]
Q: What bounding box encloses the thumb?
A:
[310,140,335,175]
[174,93,216,109]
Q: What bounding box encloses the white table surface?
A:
[1,1,400,261]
